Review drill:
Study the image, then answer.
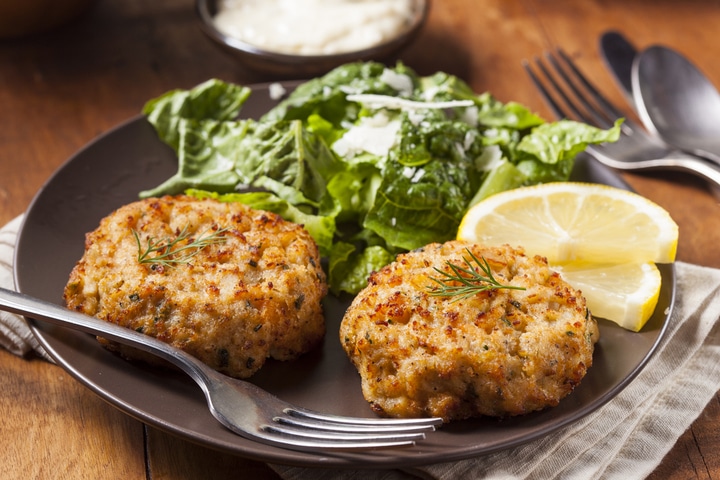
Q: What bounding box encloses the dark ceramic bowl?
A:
[196,0,429,77]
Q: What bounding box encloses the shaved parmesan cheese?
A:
[402,166,426,183]
[268,82,287,100]
[464,130,478,151]
[346,94,474,111]
[406,110,426,126]
[380,68,414,96]
[475,145,504,172]
[421,86,439,101]
[332,113,401,159]
[459,105,479,126]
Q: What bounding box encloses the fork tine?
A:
[226,413,436,450]
[254,417,434,450]
[211,373,442,449]
[265,423,428,443]
[260,431,421,450]
[277,412,440,434]
[546,50,618,129]
[257,405,442,450]
[522,58,579,122]
[524,49,634,136]
[526,53,606,128]
[284,407,443,428]
[554,48,626,122]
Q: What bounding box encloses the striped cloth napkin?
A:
[0,215,51,360]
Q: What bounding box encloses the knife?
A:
[599,30,638,107]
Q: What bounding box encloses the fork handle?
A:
[681,158,720,188]
[597,152,720,189]
[0,286,215,387]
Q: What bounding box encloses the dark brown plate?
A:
[14,82,674,468]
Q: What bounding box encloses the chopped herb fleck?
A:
[294,294,305,310]
[218,348,229,368]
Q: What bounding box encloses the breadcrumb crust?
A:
[340,241,598,422]
[64,195,327,378]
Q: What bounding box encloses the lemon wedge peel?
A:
[553,262,662,332]
[456,182,678,331]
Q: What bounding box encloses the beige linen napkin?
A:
[2,216,720,479]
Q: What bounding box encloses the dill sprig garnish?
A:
[133,225,229,267]
[427,248,525,301]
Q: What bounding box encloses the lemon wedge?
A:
[457,182,678,331]
[457,182,678,264]
[554,262,662,332]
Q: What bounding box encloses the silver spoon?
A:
[633,45,720,164]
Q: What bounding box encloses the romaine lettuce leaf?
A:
[325,161,382,223]
[141,118,345,209]
[327,242,395,296]
[229,120,345,207]
[517,118,622,164]
[468,159,527,206]
[140,118,251,198]
[143,79,251,151]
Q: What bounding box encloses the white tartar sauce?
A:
[213,0,417,56]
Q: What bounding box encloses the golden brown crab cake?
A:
[339,241,598,422]
[64,195,327,379]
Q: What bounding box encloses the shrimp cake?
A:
[340,241,598,422]
[64,195,327,379]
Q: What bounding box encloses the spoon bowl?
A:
[632,45,720,163]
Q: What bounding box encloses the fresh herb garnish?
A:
[427,248,525,301]
[133,225,228,267]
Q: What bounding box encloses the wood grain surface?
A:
[1,0,719,478]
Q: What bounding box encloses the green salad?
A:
[140,62,620,295]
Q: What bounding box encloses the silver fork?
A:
[523,48,720,187]
[0,287,442,452]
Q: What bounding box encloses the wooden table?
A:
[2,0,719,478]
